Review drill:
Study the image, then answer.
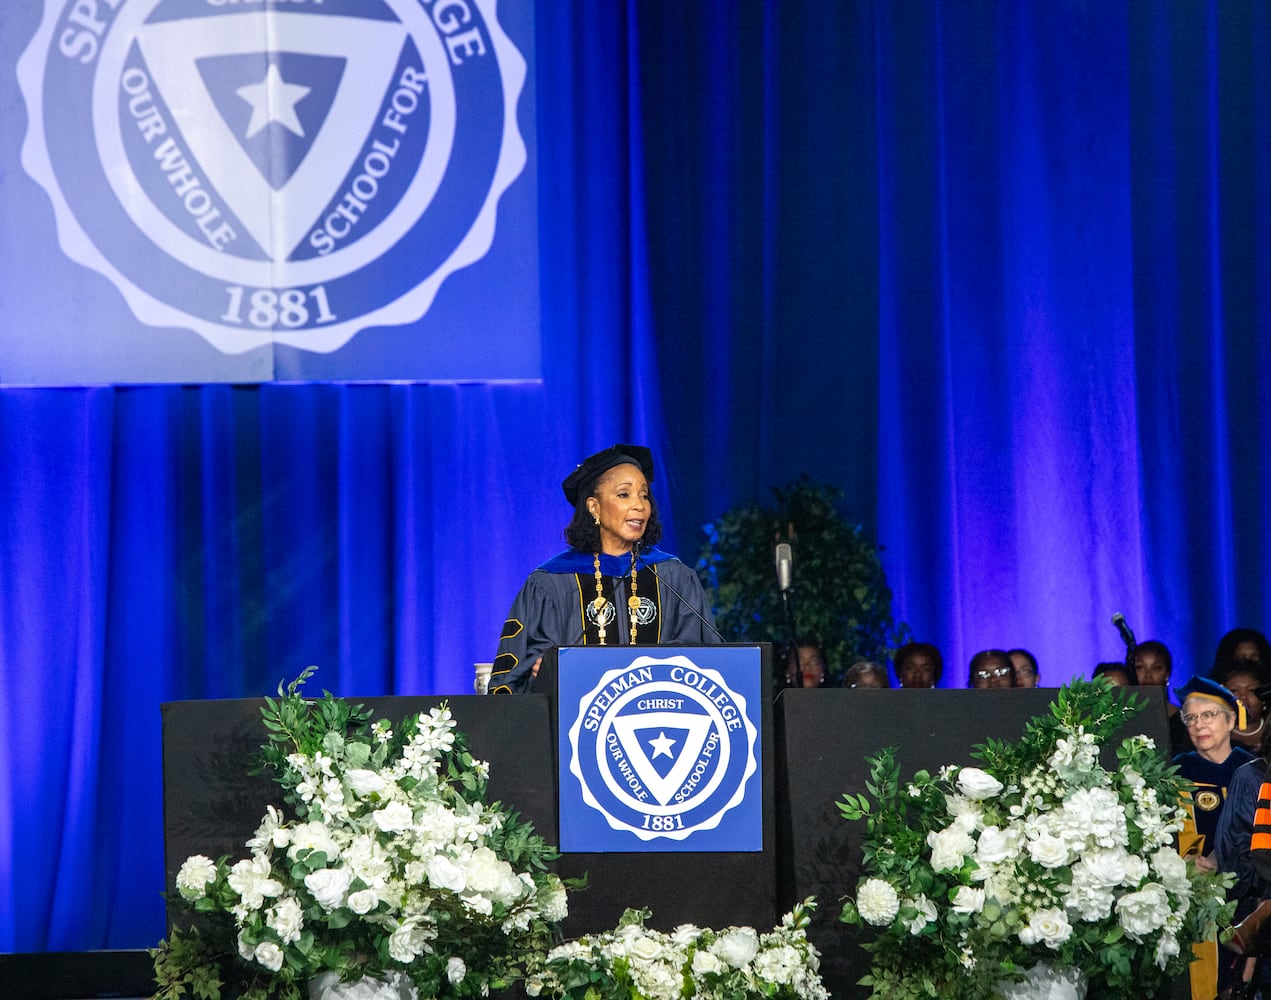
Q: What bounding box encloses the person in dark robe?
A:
[1173,676,1256,1000]
[489,443,719,695]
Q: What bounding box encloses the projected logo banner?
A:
[15,0,538,381]
[559,647,762,853]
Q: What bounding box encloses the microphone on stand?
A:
[1111,612,1136,648]
[775,543,793,595]
[1111,612,1137,671]
[630,541,729,644]
[775,543,800,687]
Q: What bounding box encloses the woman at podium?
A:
[489,443,719,694]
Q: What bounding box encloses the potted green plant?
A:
[696,478,908,686]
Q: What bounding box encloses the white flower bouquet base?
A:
[309,970,417,1000]
[996,962,1087,1000]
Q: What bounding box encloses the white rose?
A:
[465,846,512,897]
[1116,883,1170,940]
[228,856,284,909]
[253,941,284,972]
[304,866,353,910]
[347,888,380,915]
[856,878,901,925]
[345,769,387,796]
[627,934,663,962]
[389,918,429,963]
[1075,848,1130,888]
[426,854,467,893]
[1018,908,1072,949]
[928,824,976,872]
[692,950,724,975]
[176,855,218,900]
[1026,832,1070,869]
[1151,848,1191,895]
[974,826,1015,865]
[286,821,341,862]
[1122,854,1149,885]
[267,897,305,945]
[447,957,467,984]
[373,801,414,833]
[956,767,1004,801]
[712,928,760,967]
[944,794,984,830]
[951,886,985,914]
[237,930,256,962]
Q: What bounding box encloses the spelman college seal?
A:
[18,0,526,354]
[565,654,760,848]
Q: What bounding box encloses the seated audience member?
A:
[1216,664,1269,754]
[893,642,942,689]
[1007,648,1040,687]
[786,640,826,688]
[1211,627,1271,681]
[968,649,1014,689]
[1172,677,1256,1000]
[1092,661,1138,687]
[1134,639,1192,756]
[843,660,889,689]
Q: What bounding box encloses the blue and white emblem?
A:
[565,654,760,847]
[18,0,526,354]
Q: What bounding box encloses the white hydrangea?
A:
[1062,786,1128,848]
[175,855,218,900]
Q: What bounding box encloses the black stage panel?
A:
[0,949,154,999]
[161,695,556,911]
[774,686,1176,1000]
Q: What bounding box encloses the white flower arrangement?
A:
[526,900,827,1000]
[153,668,570,1000]
[838,679,1235,1000]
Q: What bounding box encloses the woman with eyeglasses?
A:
[1172,676,1256,1000]
[967,649,1014,689]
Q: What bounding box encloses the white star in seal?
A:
[236,64,311,139]
[647,731,677,759]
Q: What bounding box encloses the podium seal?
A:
[567,655,759,842]
[18,0,526,354]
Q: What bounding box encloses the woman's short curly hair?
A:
[562,482,664,553]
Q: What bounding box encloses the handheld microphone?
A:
[1111,612,1136,649]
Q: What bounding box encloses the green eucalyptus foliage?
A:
[697,478,908,684]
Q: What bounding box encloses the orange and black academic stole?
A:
[1251,781,1271,856]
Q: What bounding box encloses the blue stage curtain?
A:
[2,0,1269,953]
